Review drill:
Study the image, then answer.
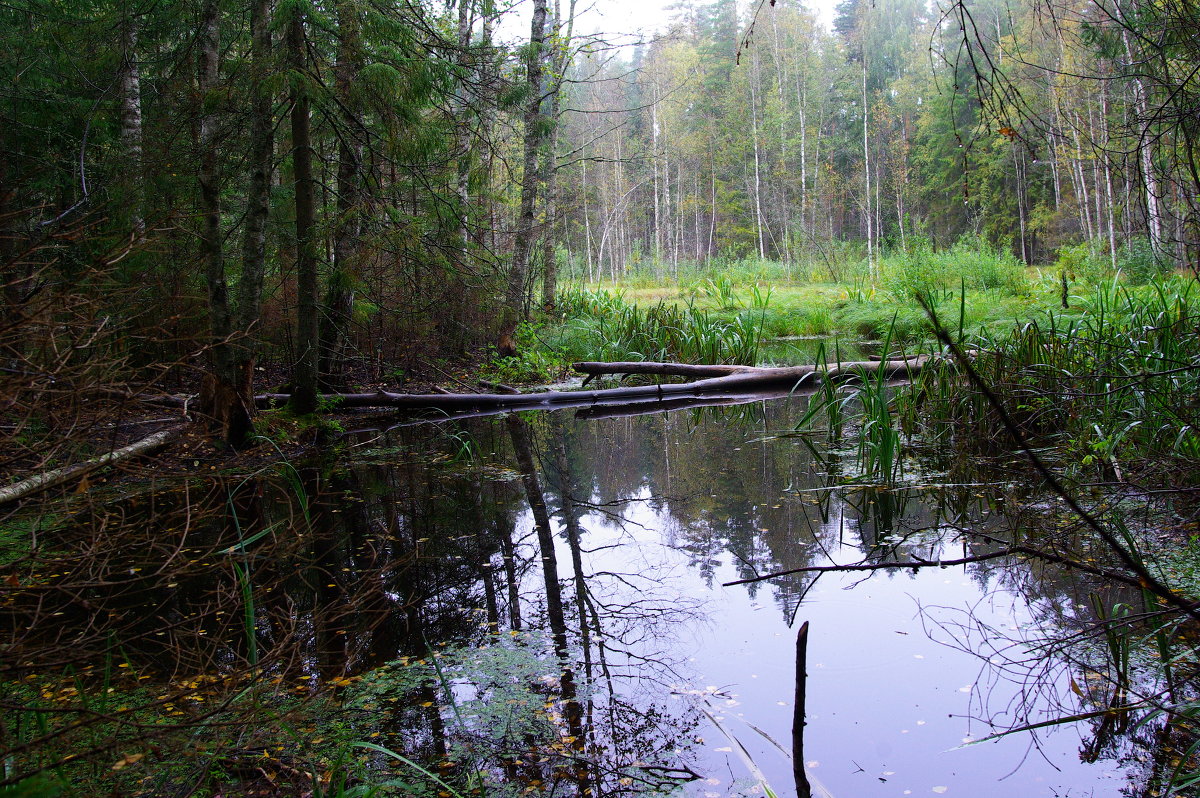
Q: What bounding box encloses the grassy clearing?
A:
[534,239,1190,376]
[563,244,1097,355]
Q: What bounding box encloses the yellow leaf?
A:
[112,753,145,771]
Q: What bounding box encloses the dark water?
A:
[312,396,1140,797]
[12,389,1160,796]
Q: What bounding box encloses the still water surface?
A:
[333,392,1137,797]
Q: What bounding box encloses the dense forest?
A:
[5,0,1198,440]
[5,0,1200,794]
[564,0,1200,278]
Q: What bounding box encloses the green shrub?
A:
[1117,236,1170,284]
[1057,239,1113,285]
[878,237,1026,299]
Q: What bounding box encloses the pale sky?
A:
[496,0,839,48]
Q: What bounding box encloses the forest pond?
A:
[23,385,1165,797]
[275,390,1142,798]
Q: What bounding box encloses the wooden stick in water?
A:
[793,620,812,798]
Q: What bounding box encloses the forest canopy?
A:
[2,0,1196,446]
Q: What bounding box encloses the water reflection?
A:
[320,397,1140,796]
[3,394,1177,796]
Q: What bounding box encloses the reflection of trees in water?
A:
[289,412,714,795]
[560,397,1198,794]
[570,400,834,611]
[0,400,709,787]
[908,494,1200,798]
[9,399,1190,794]
[568,398,1016,620]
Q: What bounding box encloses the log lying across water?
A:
[4,359,927,505]
[254,356,930,413]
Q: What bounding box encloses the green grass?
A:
[896,275,1200,486]
[562,275,1056,351]
[551,288,764,365]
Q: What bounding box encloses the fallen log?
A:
[0,425,185,505]
[252,356,929,413]
[103,357,931,420]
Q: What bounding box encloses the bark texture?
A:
[288,5,320,414]
[497,0,548,355]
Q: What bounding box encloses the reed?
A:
[559,291,765,365]
[792,331,907,486]
[900,277,1200,485]
[852,323,905,485]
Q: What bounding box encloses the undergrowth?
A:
[898,276,1200,490]
[554,288,765,365]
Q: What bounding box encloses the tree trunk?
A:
[1101,85,1118,269]
[319,1,364,392]
[117,15,144,236]
[288,5,320,415]
[198,0,228,374]
[751,48,766,260]
[539,87,562,311]
[235,0,273,403]
[497,0,548,355]
[454,0,474,267]
[196,0,253,444]
[539,0,577,311]
[651,96,661,266]
[862,60,873,278]
[1123,29,1164,256]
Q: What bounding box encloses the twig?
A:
[917,295,1200,624]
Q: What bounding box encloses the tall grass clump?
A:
[852,368,904,485]
[900,276,1200,487]
[879,237,1027,299]
[554,288,764,365]
[793,331,909,486]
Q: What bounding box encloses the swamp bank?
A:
[3,363,1200,796]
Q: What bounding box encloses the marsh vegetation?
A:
[5,0,1200,790]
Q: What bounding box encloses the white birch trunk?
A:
[751,51,766,260]
[862,61,873,277]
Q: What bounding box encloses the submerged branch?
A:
[723,541,1152,590]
